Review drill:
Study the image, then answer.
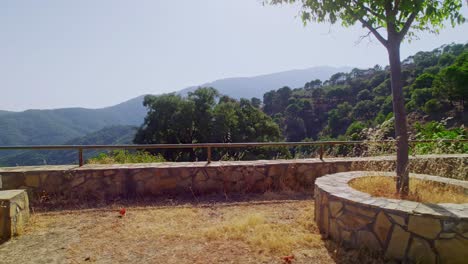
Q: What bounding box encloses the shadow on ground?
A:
[32,191,313,212]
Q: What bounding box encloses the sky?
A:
[1,0,467,111]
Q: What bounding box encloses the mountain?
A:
[0,125,138,166]
[0,95,146,146]
[0,66,349,149]
[178,66,352,99]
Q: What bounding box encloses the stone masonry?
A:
[0,154,465,205]
[315,171,468,264]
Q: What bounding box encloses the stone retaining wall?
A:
[0,155,465,204]
[315,171,468,264]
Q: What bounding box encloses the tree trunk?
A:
[386,40,409,196]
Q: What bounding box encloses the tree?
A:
[353,100,378,121]
[266,0,465,195]
[357,89,373,101]
[188,87,219,143]
[435,52,468,108]
[135,88,283,161]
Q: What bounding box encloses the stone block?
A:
[373,211,392,245]
[408,237,436,264]
[226,170,244,182]
[346,204,377,218]
[356,230,381,252]
[321,206,330,237]
[194,170,208,182]
[158,176,178,190]
[24,174,40,188]
[385,225,410,260]
[329,219,340,239]
[337,211,373,230]
[329,201,343,217]
[435,236,468,264]
[408,215,441,239]
[103,170,115,176]
[0,190,30,242]
[388,213,406,226]
[174,168,192,180]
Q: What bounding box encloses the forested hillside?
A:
[0,67,346,148]
[0,95,145,147]
[262,43,467,142]
[0,125,137,166]
[133,43,467,162]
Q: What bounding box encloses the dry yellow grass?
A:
[349,176,468,204]
[202,207,320,255]
[0,199,384,264]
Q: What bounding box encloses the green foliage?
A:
[356,90,373,101]
[267,0,465,43]
[135,87,283,161]
[413,121,467,154]
[0,126,138,166]
[327,102,353,137]
[434,52,468,105]
[352,100,378,121]
[0,96,145,147]
[88,150,165,164]
[346,121,367,140]
[423,99,443,114]
[411,88,434,107]
[412,73,435,89]
[261,43,466,144]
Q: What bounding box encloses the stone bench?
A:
[0,190,30,242]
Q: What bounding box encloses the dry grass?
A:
[0,199,384,264]
[349,176,468,204]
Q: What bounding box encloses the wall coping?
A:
[0,154,466,173]
[316,171,468,220]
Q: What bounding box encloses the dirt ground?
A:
[0,196,382,264]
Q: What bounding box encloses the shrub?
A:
[87,150,165,164]
[413,121,467,154]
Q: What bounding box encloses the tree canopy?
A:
[267,0,465,46]
[134,87,283,161]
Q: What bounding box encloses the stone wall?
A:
[315,171,468,264]
[0,154,466,205]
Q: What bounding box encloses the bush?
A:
[346,121,366,140]
[423,99,442,114]
[88,150,165,164]
[413,121,467,154]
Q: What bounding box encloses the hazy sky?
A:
[1,0,467,111]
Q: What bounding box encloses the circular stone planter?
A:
[314,171,468,264]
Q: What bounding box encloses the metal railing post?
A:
[319,144,324,160]
[207,146,212,163]
[78,148,83,167]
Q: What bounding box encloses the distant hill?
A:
[0,66,349,150]
[0,125,138,166]
[0,95,146,146]
[178,66,352,99]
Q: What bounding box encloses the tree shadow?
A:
[322,239,385,264]
[31,191,313,213]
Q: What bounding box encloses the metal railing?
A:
[0,139,466,166]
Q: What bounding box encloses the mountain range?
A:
[0,125,137,166]
[0,66,349,149]
[178,66,351,99]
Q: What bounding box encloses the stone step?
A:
[0,190,30,242]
